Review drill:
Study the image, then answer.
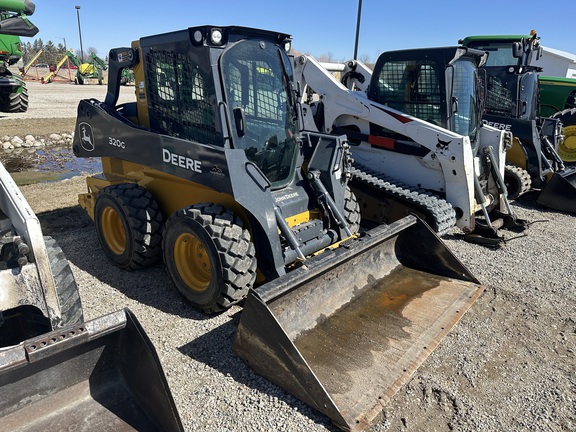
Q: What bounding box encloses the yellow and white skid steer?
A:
[295,48,527,245]
[72,25,485,430]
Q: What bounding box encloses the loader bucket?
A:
[234,215,484,431]
[0,309,183,432]
[537,167,576,213]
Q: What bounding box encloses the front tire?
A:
[94,183,163,270]
[343,186,361,234]
[504,164,532,200]
[162,203,257,314]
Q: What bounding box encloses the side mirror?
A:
[233,107,246,137]
[512,42,523,59]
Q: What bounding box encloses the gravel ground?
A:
[4,82,576,431]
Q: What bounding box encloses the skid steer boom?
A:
[234,216,483,431]
[0,309,183,432]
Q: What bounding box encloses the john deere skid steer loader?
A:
[73,25,485,430]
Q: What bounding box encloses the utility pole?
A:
[353,0,363,60]
[75,5,84,62]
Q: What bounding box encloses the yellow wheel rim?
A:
[174,232,211,292]
[100,207,126,255]
[558,125,576,163]
[506,137,527,170]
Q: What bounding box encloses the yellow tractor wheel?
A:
[99,206,127,255]
[162,203,257,313]
[553,108,576,163]
[173,232,212,292]
[558,125,576,163]
[94,184,163,270]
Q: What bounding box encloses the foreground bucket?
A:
[0,309,183,432]
[234,215,484,431]
[537,167,576,213]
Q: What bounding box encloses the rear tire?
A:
[45,236,84,326]
[552,108,576,163]
[0,78,29,113]
[94,184,163,270]
[162,203,257,314]
[504,164,532,200]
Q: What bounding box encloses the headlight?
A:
[211,28,223,45]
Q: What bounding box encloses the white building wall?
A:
[533,47,576,78]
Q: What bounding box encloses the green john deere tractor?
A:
[460,32,576,213]
[460,32,576,164]
[0,0,38,112]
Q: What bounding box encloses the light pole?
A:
[75,5,84,62]
[353,0,362,60]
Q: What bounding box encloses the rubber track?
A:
[44,236,84,327]
[351,164,456,236]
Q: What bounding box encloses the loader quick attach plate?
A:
[234,216,484,431]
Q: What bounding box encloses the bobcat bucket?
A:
[0,309,183,432]
[234,215,484,431]
[537,167,576,213]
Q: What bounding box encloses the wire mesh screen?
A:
[145,49,221,144]
[376,60,442,125]
[485,75,514,117]
[227,60,286,121]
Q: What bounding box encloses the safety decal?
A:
[210,165,225,178]
[436,137,451,152]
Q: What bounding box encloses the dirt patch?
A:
[0,118,76,137]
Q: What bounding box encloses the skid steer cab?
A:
[73,26,485,430]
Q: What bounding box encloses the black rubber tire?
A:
[552,108,576,125]
[45,236,84,326]
[504,164,532,200]
[94,183,163,270]
[162,203,257,314]
[0,79,29,113]
[552,108,576,163]
[344,185,361,234]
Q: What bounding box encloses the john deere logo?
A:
[78,122,95,151]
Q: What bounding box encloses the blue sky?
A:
[30,0,575,62]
